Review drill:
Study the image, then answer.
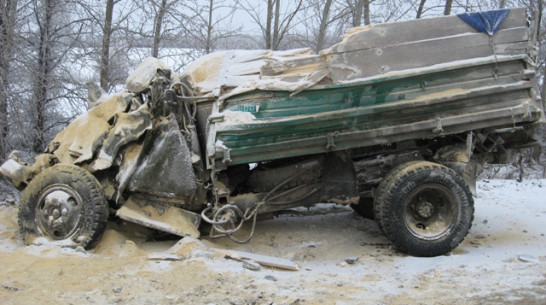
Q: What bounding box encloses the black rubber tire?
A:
[374,161,474,257]
[351,197,375,219]
[18,164,108,249]
[374,160,423,234]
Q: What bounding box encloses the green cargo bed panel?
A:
[207,57,542,169]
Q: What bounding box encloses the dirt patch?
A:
[1,180,545,304]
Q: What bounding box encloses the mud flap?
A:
[116,196,200,238]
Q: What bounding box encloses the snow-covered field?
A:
[0,179,545,304]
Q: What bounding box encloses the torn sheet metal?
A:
[91,103,152,171]
[180,8,527,99]
[48,93,135,165]
[128,116,197,201]
[181,48,329,100]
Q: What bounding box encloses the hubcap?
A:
[35,185,83,239]
[403,184,459,240]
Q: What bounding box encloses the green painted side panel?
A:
[209,57,541,168]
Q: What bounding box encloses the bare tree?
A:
[0,0,18,160]
[316,0,334,52]
[32,0,56,152]
[311,0,352,52]
[242,0,305,50]
[152,0,169,57]
[178,0,241,54]
[347,0,371,26]
[416,0,427,18]
[100,0,115,91]
[81,0,138,92]
[131,0,188,61]
[363,0,371,25]
[12,0,90,153]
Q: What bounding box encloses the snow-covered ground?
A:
[0,179,545,304]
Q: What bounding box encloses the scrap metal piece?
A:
[116,197,200,238]
[91,103,152,171]
[220,249,300,271]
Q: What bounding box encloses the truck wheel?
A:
[18,164,108,249]
[351,198,374,219]
[374,161,473,257]
[373,160,422,234]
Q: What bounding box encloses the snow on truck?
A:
[1,8,543,257]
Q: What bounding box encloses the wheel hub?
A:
[36,187,83,239]
[415,199,434,218]
[403,184,458,240]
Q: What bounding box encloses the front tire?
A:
[374,161,474,257]
[18,164,108,249]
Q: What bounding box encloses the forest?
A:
[0,0,544,163]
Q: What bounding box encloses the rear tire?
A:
[18,164,108,249]
[374,161,473,257]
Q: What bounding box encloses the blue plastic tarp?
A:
[458,9,510,36]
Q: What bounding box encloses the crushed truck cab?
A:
[1,8,543,257]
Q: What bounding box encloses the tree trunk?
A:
[33,0,55,153]
[444,0,453,16]
[363,0,370,26]
[416,0,427,18]
[351,0,364,27]
[205,0,214,54]
[265,0,273,49]
[272,0,281,50]
[100,0,114,92]
[315,0,333,53]
[152,0,168,58]
[0,0,17,160]
[537,0,545,103]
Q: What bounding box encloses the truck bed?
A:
[198,8,543,169]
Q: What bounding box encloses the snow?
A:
[214,110,257,127]
[0,159,24,183]
[180,48,324,99]
[0,179,545,304]
[125,57,170,93]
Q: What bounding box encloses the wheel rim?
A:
[35,184,84,239]
[403,183,459,241]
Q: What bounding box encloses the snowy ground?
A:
[0,179,545,305]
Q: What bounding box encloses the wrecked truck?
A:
[1,8,544,257]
